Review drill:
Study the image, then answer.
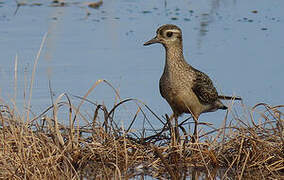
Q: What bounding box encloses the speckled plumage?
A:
[145,24,226,121]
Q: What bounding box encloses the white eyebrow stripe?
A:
[167,29,180,33]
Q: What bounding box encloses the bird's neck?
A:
[164,43,188,72]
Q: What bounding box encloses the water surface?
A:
[0,0,283,130]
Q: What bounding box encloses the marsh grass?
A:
[0,34,283,180]
[0,90,283,179]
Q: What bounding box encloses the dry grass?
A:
[0,90,283,179]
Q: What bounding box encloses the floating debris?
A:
[251,10,258,14]
[88,0,103,9]
[126,30,134,36]
[51,0,66,7]
[239,17,254,23]
[184,18,190,21]
[261,27,268,30]
[30,3,43,6]
[142,10,151,14]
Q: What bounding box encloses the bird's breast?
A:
[159,71,210,117]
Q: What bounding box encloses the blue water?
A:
[0,0,283,132]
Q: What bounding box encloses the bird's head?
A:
[144,24,183,47]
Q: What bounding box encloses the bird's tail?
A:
[220,105,228,110]
[218,95,242,101]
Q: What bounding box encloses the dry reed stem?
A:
[26,33,47,123]
[13,54,18,111]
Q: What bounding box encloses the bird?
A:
[143,24,241,142]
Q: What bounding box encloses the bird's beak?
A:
[143,36,160,46]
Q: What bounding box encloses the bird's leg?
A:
[169,114,179,145]
[167,114,174,140]
[184,105,199,143]
[167,114,175,143]
[174,115,180,142]
[192,115,199,143]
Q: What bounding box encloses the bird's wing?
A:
[191,68,219,105]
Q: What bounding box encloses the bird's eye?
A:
[166,32,173,37]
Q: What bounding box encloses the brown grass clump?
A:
[216,103,284,179]
[0,86,283,180]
